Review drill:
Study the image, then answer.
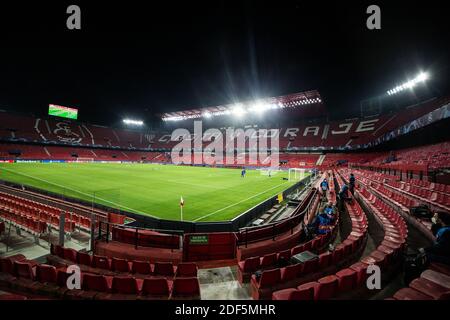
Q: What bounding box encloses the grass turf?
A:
[0,163,307,222]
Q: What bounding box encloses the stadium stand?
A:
[1,93,450,301]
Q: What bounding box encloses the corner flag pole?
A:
[180,196,184,221]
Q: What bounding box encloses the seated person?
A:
[308,209,333,236]
[323,202,335,221]
[425,211,450,265]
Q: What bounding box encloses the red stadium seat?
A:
[77,252,93,266]
[131,260,152,275]
[171,277,201,299]
[272,287,314,300]
[154,262,175,277]
[62,247,78,263]
[335,268,357,293]
[141,278,170,299]
[92,255,111,270]
[316,275,339,300]
[277,249,291,263]
[36,264,57,283]
[82,274,110,292]
[409,278,450,300]
[260,253,277,268]
[393,288,433,300]
[176,263,198,277]
[14,261,35,280]
[111,276,138,295]
[318,252,332,269]
[238,257,260,273]
[302,258,319,274]
[111,258,131,273]
[280,264,302,282]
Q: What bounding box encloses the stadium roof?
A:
[160,90,323,121]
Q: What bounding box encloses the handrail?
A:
[235,188,319,246]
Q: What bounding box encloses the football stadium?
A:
[0,0,449,311]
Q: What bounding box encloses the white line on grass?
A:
[192,181,290,222]
[0,167,159,219]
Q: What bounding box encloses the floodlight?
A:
[231,104,246,116]
[387,71,430,95]
[203,112,212,118]
[123,119,144,125]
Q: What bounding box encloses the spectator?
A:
[324,202,335,221]
[308,207,333,236]
[349,173,356,195]
[338,183,350,201]
[320,178,329,199]
[425,212,450,265]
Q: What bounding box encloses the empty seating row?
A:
[111,227,181,250]
[50,244,197,278]
[0,191,91,232]
[0,256,200,300]
[0,213,47,235]
[238,231,334,284]
[392,263,450,300]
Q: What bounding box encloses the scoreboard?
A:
[48,104,78,120]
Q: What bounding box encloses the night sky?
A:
[0,0,449,127]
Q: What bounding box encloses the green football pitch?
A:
[0,163,308,222]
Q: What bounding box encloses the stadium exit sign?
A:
[189,235,209,245]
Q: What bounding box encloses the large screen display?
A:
[48,104,78,120]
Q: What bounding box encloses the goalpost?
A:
[75,157,95,163]
[288,168,306,182]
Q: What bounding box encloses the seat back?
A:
[0,258,14,274]
[244,256,260,272]
[112,258,130,272]
[281,264,302,282]
[290,287,314,300]
[62,247,78,263]
[260,253,277,267]
[259,269,281,288]
[176,263,198,277]
[316,275,339,299]
[172,277,200,297]
[77,252,93,266]
[131,260,152,275]
[14,261,35,280]
[278,249,291,263]
[36,264,57,283]
[83,273,109,292]
[93,255,110,270]
[141,277,170,297]
[154,262,174,276]
[111,276,138,294]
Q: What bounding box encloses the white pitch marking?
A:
[193,181,290,222]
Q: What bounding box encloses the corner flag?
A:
[180,196,185,207]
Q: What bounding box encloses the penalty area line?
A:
[193,181,291,222]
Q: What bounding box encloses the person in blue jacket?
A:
[349,173,356,195]
[324,202,335,221]
[425,212,450,265]
[320,178,329,199]
[309,206,333,235]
